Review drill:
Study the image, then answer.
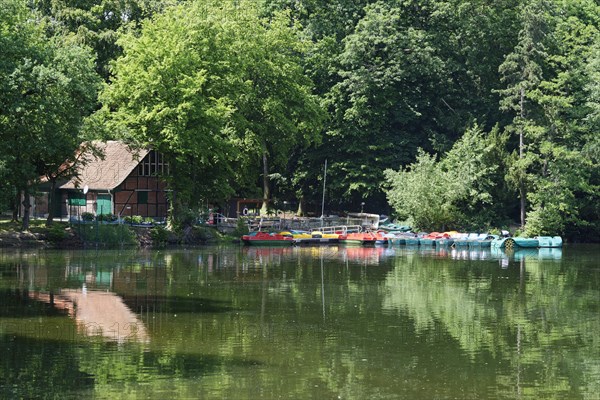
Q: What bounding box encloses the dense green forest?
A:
[0,0,599,240]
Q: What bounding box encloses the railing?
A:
[314,225,363,235]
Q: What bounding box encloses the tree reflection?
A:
[383,249,600,398]
[0,246,598,399]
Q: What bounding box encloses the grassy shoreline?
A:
[0,220,239,249]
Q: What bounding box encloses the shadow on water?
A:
[122,295,234,315]
[0,288,69,318]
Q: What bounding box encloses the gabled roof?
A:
[60,141,150,191]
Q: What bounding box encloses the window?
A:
[138,150,169,177]
[138,191,148,204]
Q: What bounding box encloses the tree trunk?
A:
[296,196,304,217]
[46,179,56,225]
[12,190,20,222]
[22,187,31,231]
[166,190,178,230]
[519,184,526,229]
[260,149,270,215]
[519,87,526,229]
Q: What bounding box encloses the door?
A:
[96,194,112,215]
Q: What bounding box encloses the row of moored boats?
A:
[241,229,563,248]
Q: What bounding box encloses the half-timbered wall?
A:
[114,152,169,219]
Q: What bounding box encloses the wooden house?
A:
[36,141,170,220]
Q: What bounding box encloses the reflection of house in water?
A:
[29,290,149,343]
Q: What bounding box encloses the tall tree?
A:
[323,2,446,211]
[0,0,101,230]
[31,0,162,80]
[497,0,549,229]
[522,1,600,237]
[100,0,323,221]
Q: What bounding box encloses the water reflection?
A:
[29,289,149,343]
[0,245,598,400]
[391,245,563,262]
[218,245,565,270]
[241,245,399,268]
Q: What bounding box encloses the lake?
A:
[1,244,598,399]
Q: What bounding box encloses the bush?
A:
[150,225,169,246]
[45,225,68,242]
[77,224,137,247]
[232,217,250,237]
[124,215,144,224]
[81,212,95,221]
[488,228,501,236]
[97,213,117,222]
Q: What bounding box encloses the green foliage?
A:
[150,225,168,246]
[384,124,511,231]
[77,224,137,247]
[97,213,117,222]
[99,0,324,220]
[323,2,447,207]
[232,217,250,237]
[0,0,102,229]
[124,215,144,224]
[45,224,68,242]
[384,150,453,231]
[81,212,95,222]
[31,0,162,80]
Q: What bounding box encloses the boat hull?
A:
[242,239,294,246]
[435,238,454,247]
[242,232,294,246]
[536,236,563,248]
[491,237,539,249]
[339,232,377,246]
[404,237,420,246]
[294,237,339,245]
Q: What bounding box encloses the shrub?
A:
[232,217,249,237]
[81,212,95,221]
[77,224,137,247]
[45,225,68,242]
[97,213,117,222]
[150,225,169,246]
[124,215,144,224]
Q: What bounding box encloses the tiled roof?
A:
[59,141,149,190]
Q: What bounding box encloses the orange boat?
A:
[338,232,377,246]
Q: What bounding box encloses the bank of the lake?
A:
[0,220,236,249]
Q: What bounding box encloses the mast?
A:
[321,159,327,218]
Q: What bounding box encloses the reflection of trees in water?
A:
[0,334,95,399]
[383,254,600,398]
[1,247,598,398]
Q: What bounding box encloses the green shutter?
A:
[68,192,86,206]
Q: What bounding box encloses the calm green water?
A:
[0,244,598,399]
